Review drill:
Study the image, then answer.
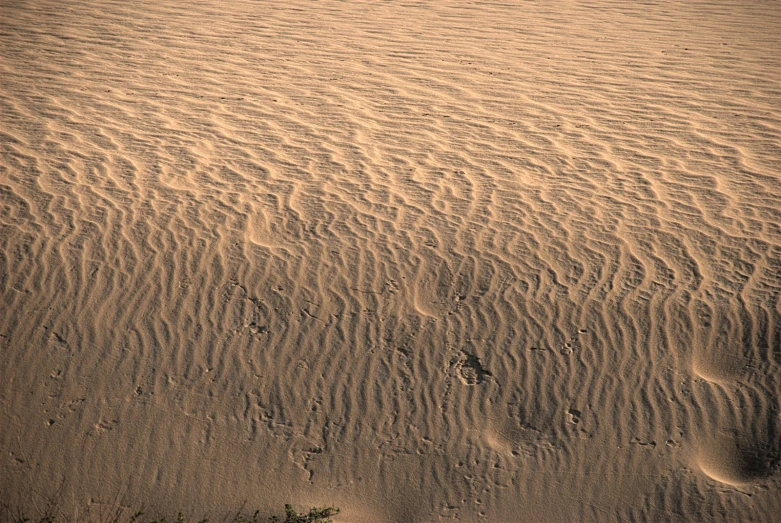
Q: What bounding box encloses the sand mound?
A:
[2,0,780,521]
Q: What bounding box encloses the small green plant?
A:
[232,510,258,523]
[147,513,185,523]
[275,504,339,523]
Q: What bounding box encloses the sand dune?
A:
[1,0,780,521]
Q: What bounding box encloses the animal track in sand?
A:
[560,330,587,355]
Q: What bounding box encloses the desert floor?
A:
[1,1,780,521]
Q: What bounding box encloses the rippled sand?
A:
[2,1,780,521]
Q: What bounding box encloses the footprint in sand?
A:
[247,209,286,249]
[690,303,780,487]
[412,257,455,317]
[696,430,780,487]
[455,352,493,386]
[690,305,746,383]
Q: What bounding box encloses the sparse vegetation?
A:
[0,504,339,523]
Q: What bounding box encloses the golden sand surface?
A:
[1,1,780,521]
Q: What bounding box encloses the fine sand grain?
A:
[1,1,780,521]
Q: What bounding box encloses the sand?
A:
[1,0,780,521]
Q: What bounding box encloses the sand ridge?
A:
[1,0,780,521]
